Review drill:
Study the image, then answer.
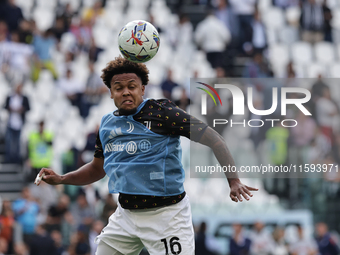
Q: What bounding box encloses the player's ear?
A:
[141,85,145,96]
[109,87,114,99]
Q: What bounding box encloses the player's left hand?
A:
[229,179,258,202]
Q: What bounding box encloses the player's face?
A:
[110,73,145,115]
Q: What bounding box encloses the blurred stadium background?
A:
[0,0,340,254]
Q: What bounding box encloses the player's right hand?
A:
[35,168,63,186]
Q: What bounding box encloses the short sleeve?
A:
[163,100,208,142]
[94,132,104,158]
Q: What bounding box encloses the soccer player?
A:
[36,56,258,255]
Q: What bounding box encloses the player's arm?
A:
[198,126,258,202]
[36,157,105,186]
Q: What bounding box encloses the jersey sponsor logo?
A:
[104,142,125,153]
[139,139,151,152]
[126,121,134,133]
[126,141,137,154]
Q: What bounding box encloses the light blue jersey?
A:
[99,99,185,196]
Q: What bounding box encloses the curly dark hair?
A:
[101,56,149,88]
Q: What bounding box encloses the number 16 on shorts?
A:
[161,237,182,255]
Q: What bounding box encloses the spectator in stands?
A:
[290,224,318,255]
[12,187,40,245]
[68,225,91,255]
[323,0,333,42]
[70,18,93,54]
[243,52,272,78]
[58,69,85,114]
[308,75,330,119]
[300,0,325,44]
[229,0,256,53]
[27,121,54,182]
[29,224,57,255]
[3,30,33,84]
[60,211,74,248]
[58,51,75,78]
[13,242,28,255]
[0,237,8,255]
[100,194,117,224]
[249,221,274,255]
[215,0,240,48]
[270,227,289,255]
[51,17,67,42]
[79,185,102,218]
[81,62,107,118]
[82,1,104,26]
[0,200,15,254]
[316,86,338,145]
[89,220,104,255]
[51,230,66,255]
[83,125,99,153]
[174,87,191,111]
[31,29,58,83]
[29,180,59,222]
[195,10,231,68]
[195,221,219,255]
[45,194,70,233]
[290,109,317,166]
[252,10,267,53]
[174,14,193,50]
[274,0,299,9]
[266,121,289,166]
[88,37,103,63]
[18,19,34,44]
[229,223,251,255]
[0,0,23,32]
[56,3,75,32]
[160,69,179,100]
[0,20,8,42]
[70,193,95,231]
[4,82,30,164]
[315,222,339,255]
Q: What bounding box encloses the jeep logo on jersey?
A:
[139,139,151,152]
[126,141,137,154]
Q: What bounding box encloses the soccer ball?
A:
[118,20,160,63]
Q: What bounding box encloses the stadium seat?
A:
[292,62,306,78]
[331,8,340,30]
[128,0,150,10]
[285,6,301,26]
[82,0,96,7]
[306,63,327,78]
[15,0,34,19]
[258,0,272,12]
[291,42,313,64]
[262,7,285,30]
[266,28,278,46]
[92,24,112,49]
[35,0,57,9]
[314,42,336,64]
[59,32,77,54]
[278,26,299,45]
[33,8,55,32]
[329,62,340,78]
[268,44,290,67]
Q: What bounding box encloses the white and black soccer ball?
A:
[118,20,160,63]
